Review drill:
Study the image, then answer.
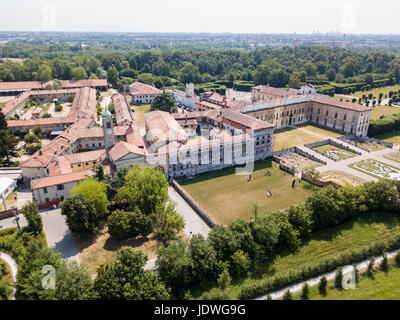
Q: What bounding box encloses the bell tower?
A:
[102,109,115,150]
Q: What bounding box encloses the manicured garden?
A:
[181,159,314,225]
[350,159,400,180]
[313,144,357,160]
[371,106,400,120]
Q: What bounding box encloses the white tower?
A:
[102,109,115,150]
[186,83,195,98]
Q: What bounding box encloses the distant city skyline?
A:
[0,0,399,35]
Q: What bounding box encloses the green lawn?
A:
[374,131,400,146]
[133,104,151,129]
[371,106,400,120]
[273,125,342,151]
[313,144,357,160]
[180,160,314,225]
[293,259,400,300]
[193,212,400,299]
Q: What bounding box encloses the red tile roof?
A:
[109,141,146,161]
[31,170,93,190]
[128,82,163,95]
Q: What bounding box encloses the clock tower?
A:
[102,109,116,150]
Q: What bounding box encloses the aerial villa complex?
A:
[0,80,372,206]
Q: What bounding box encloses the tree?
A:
[93,164,105,181]
[282,290,293,300]
[94,248,168,300]
[32,126,42,138]
[151,92,176,113]
[16,240,94,300]
[38,64,52,81]
[217,268,232,291]
[0,116,18,163]
[21,202,43,236]
[318,276,327,296]
[108,210,135,240]
[366,256,375,278]
[71,66,88,80]
[107,65,119,86]
[209,226,240,263]
[300,283,310,300]
[71,177,109,218]
[307,169,321,188]
[380,253,389,272]
[287,205,313,238]
[156,240,193,297]
[24,133,40,144]
[116,164,169,216]
[60,194,99,237]
[250,215,280,260]
[395,251,400,267]
[334,268,343,290]
[230,250,251,277]
[190,235,217,282]
[153,203,185,242]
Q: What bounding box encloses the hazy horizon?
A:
[0,0,399,35]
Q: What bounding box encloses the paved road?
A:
[0,208,79,262]
[0,252,17,299]
[168,187,211,238]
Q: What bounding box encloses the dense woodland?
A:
[1,43,400,94]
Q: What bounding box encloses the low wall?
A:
[305,138,361,162]
[171,179,220,228]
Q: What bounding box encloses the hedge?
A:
[238,233,400,300]
[368,114,400,137]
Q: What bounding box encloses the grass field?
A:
[192,212,400,299]
[371,106,400,120]
[293,258,400,300]
[313,144,357,160]
[375,131,400,146]
[181,159,314,225]
[273,125,342,151]
[133,104,151,129]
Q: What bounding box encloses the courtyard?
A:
[273,124,342,151]
[180,159,314,225]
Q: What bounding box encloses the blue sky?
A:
[0,0,398,34]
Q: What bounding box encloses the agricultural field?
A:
[273,125,342,151]
[350,159,400,180]
[313,144,358,161]
[180,160,314,225]
[193,212,400,299]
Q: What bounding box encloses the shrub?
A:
[380,253,389,272]
[334,267,343,290]
[201,288,230,300]
[300,283,309,300]
[282,290,293,300]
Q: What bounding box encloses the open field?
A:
[181,160,314,225]
[313,144,358,160]
[74,222,162,275]
[133,104,151,129]
[371,106,400,120]
[192,212,400,299]
[293,258,400,300]
[273,125,342,151]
